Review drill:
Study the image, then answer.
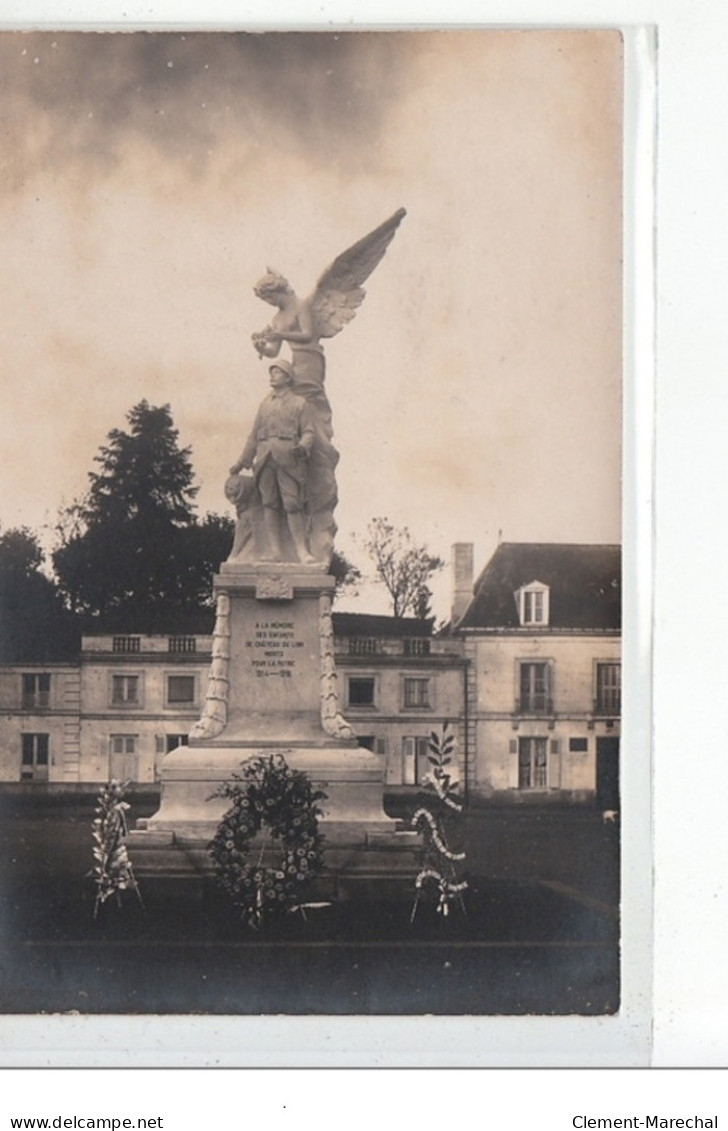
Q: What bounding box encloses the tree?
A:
[0,526,43,574]
[53,401,233,621]
[328,549,362,599]
[360,517,444,619]
[0,526,78,660]
[178,512,236,609]
[85,400,198,525]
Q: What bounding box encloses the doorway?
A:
[596,736,620,809]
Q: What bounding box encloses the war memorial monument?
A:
[130,209,414,883]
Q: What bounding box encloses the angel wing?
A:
[309,208,406,340]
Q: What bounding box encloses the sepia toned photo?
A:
[0,28,625,1026]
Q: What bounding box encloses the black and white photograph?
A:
[0,27,629,1033]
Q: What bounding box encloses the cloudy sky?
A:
[0,29,623,617]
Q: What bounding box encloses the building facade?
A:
[450,542,621,805]
[333,613,467,787]
[0,544,620,804]
[0,615,466,789]
[76,632,212,784]
[0,662,81,784]
[0,632,213,785]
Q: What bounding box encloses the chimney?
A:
[451,543,474,625]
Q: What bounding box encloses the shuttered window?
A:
[167,675,196,704]
[519,663,550,712]
[21,673,50,709]
[596,663,621,713]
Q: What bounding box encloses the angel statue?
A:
[250,207,406,565]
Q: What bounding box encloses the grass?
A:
[0,793,619,1015]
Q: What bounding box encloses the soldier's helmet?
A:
[268,358,295,383]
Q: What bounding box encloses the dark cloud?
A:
[0,31,416,188]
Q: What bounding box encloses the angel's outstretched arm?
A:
[265,303,316,346]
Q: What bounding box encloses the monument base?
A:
[127,742,420,895]
[126,828,422,907]
[137,742,394,840]
[128,563,417,887]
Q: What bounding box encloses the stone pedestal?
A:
[131,564,404,870]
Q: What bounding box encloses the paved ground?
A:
[0,794,619,1016]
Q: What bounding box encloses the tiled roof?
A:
[81,609,216,636]
[332,612,433,638]
[456,542,621,630]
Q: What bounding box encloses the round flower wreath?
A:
[208,752,327,928]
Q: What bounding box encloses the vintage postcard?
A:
[0,26,651,1063]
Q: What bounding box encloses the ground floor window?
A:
[109,734,139,781]
[518,736,548,789]
[402,736,430,785]
[357,735,388,755]
[166,734,190,753]
[153,733,190,780]
[21,733,49,781]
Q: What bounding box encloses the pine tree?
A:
[53,401,232,621]
[83,401,198,528]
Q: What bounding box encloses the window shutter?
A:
[548,739,561,790]
[100,736,110,777]
[415,737,431,784]
[507,739,519,788]
[155,735,165,755]
[402,736,416,786]
[383,738,398,784]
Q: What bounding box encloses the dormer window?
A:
[516,581,550,627]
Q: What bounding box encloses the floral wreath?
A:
[208,752,327,928]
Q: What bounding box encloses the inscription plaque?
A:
[245,620,306,680]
